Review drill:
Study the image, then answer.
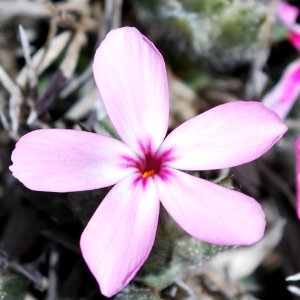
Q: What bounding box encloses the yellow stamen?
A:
[142,169,155,178]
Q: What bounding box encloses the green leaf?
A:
[0,270,27,300]
[115,286,161,300]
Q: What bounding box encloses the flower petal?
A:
[156,169,266,245]
[80,175,159,297]
[277,1,299,27]
[289,27,300,51]
[10,129,136,192]
[93,27,169,155]
[262,58,300,119]
[295,137,300,219]
[276,2,300,51]
[160,101,287,170]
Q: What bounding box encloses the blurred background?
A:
[0,0,300,299]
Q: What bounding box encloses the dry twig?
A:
[0,65,23,137]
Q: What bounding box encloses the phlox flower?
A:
[262,58,300,120]
[277,1,300,51]
[264,63,300,216]
[264,3,300,220]
[270,1,300,120]
[264,2,300,223]
[10,27,287,297]
[262,58,300,220]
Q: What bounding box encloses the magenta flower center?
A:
[136,152,163,179]
[123,148,172,181]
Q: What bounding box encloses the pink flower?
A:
[277,1,300,51]
[266,1,300,120]
[262,3,300,221]
[262,58,300,120]
[277,1,299,28]
[10,27,287,297]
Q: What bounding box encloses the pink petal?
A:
[295,137,300,219]
[156,169,266,245]
[10,129,136,192]
[262,58,300,119]
[289,27,300,51]
[93,27,169,155]
[160,101,287,170]
[276,2,300,51]
[277,1,299,27]
[80,175,159,297]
